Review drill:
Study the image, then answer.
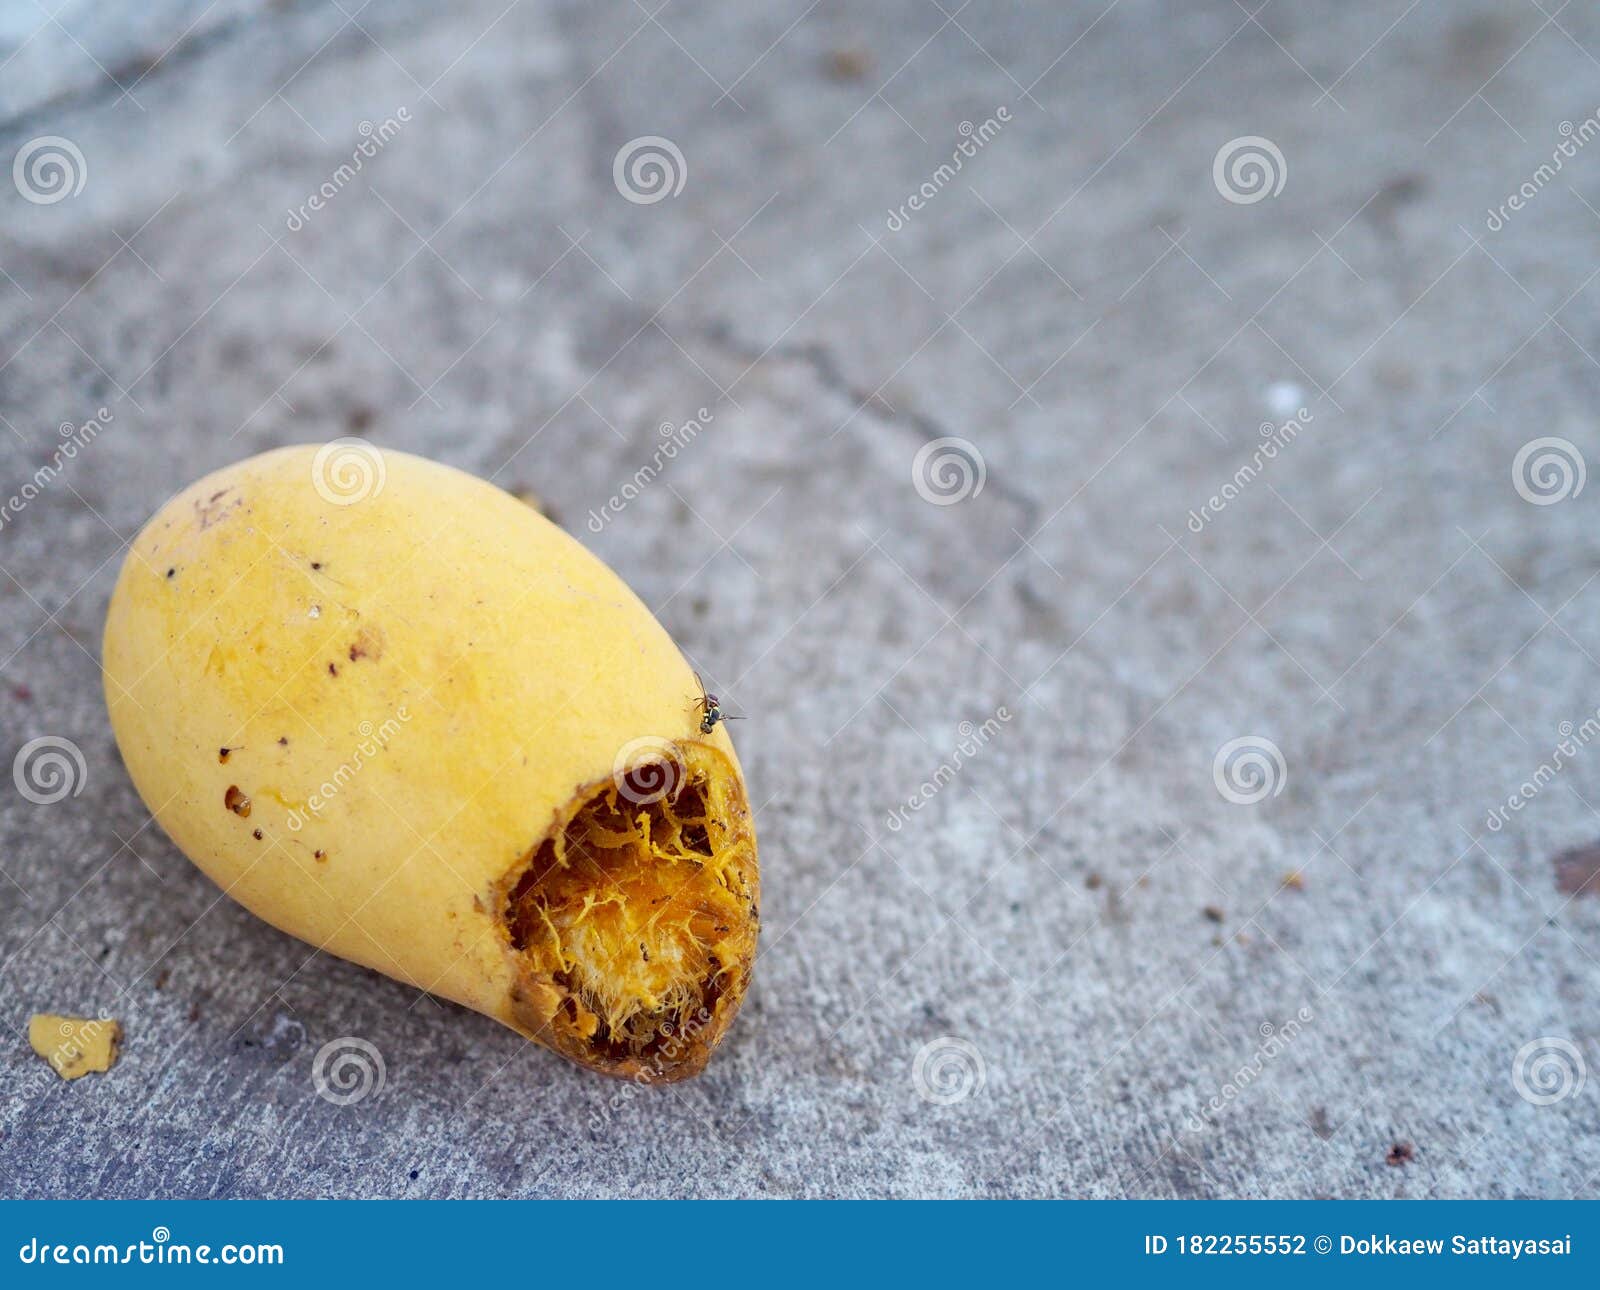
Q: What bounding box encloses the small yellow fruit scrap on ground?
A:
[103,444,759,1082]
[28,1014,122,1080]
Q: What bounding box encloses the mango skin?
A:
[103,444,756,1078]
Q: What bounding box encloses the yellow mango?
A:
[103,443,758,1081]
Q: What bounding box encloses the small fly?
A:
[693,673,745,735]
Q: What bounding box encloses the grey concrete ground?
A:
[1,0,1598,1199]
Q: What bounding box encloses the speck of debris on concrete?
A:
[1386,1142,1415,1167]
[1553,842,1600,898]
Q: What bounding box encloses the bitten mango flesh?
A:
[103,444,758,1081]
[28,1014,122,1080]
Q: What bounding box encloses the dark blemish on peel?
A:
[252,829,263,840]
[314,850,327,862]
[328,663,339,677]
[166,568,176,579]
[311,561,323,571]
[195,490,239,531]
[224,786,251,817]
[278,736,289,746]
[218,747,231,764]
[346,626,383,663]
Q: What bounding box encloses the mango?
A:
[102,443,758,1081]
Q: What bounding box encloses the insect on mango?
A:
[693,673,745,735]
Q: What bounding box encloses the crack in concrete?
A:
[696,317,1042,534]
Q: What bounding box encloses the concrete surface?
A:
[2,0,1599,1199]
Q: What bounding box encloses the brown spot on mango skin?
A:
[347,626,385,663]
[225,785,251,817]
[29,1014,122,1080]
[194,489,240,531]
